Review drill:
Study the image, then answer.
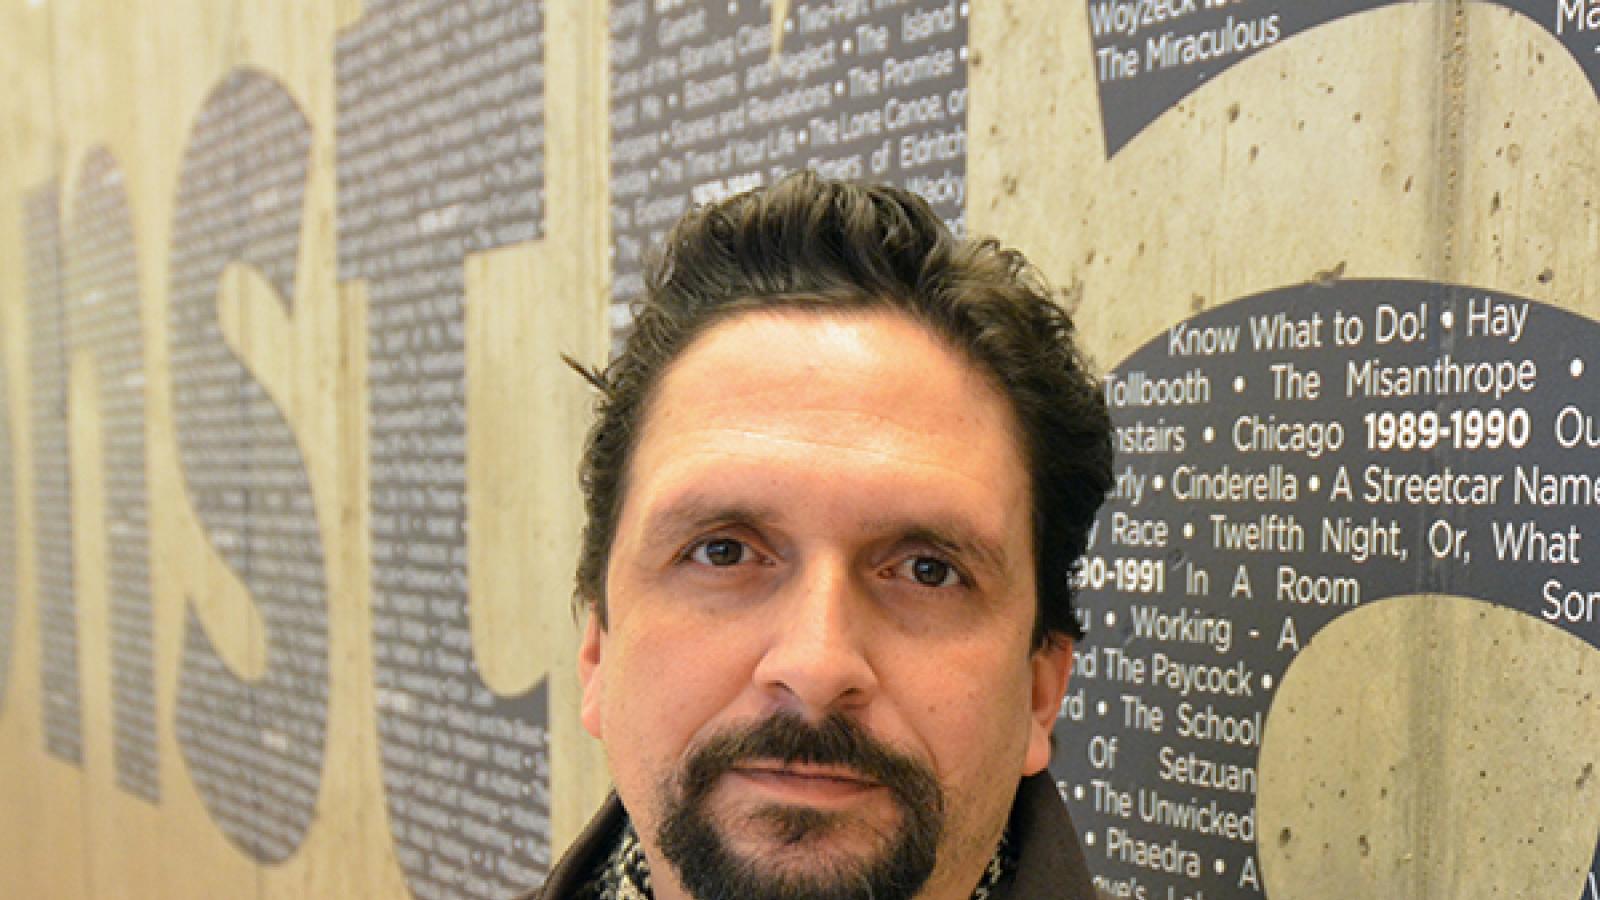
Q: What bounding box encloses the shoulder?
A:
[514,794,627,900]
[1003,773,1105,900]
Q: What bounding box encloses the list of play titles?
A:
[608,0,970,347]
[1055,281,1600,898]
[1084,1,1600,155]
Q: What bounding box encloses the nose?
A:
[751,555,879,717]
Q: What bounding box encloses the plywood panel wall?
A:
[0,1,609,897]
[0,2,1596,899]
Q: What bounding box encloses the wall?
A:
[0,1,1594,898]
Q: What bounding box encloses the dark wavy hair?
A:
[570,172,1113,646]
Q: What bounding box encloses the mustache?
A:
[678,711,944,814]
[660,711,948,898]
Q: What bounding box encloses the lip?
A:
[726,764,884,805]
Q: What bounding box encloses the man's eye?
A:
[896,555,963,588]
[689,538,748,567]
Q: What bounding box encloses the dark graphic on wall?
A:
[0,264,17,718]
[608,0,968,344]
[336,0,552,894]
[168,69,328,863]
[1055,280,1600,896]
[1087,0,1600,155]
[24,182,81,765]
[66,147,158,801]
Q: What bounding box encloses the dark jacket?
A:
[520,772,1102,899]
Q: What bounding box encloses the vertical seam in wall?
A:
[574,0,615,846]
[1441,8,1471,899]
[593,0,611,360]
[216,4,271,896]
[1439,0,1467,274]
[1419,3,1472,898]
[42,1,95,898]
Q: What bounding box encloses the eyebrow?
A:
[636,495,1012,576]
[887,521,1011,579]
[636,496,781,553]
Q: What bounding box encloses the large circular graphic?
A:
[1055,280,1600,897]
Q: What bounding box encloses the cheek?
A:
[603,617,758,764]
[903,649,1035,782]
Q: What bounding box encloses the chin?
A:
[662,801,940,900]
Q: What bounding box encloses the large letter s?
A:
[167,69,328,863]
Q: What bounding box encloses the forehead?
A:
[621,309,1031,548]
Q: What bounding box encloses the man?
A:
[530,172,1113,899]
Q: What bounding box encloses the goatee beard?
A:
[657,711,945,900]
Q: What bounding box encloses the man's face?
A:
[579,310,1073,900]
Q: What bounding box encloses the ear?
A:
[578,611,607,740]
[1022,636,1074,776]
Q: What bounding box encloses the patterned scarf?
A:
[576,817,1014,900]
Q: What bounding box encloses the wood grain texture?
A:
[1,1,1595,898]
